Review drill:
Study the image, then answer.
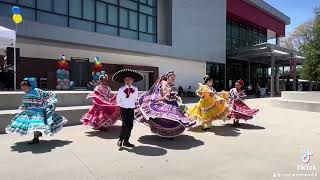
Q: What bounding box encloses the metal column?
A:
[270,48,275,97]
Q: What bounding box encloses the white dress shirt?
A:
[116,85,138,109]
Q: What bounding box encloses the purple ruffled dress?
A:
[135,79,195,137]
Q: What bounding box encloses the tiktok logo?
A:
[301,150,313,163]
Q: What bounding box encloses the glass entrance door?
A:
[70,57,90,89]
[134,71,150,91]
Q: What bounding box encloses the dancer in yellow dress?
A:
[188,76,230,130]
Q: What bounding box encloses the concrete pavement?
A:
[0,99,320,180]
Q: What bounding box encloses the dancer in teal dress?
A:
[5,77,68,144]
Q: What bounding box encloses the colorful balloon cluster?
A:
[56,54,71,90]
[12,6,23,24]
[90,57,106,87]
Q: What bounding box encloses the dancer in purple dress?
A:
[135,71,195,138]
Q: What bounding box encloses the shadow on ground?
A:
[85,125,121,139]
[10,140,72,154]
[189,123,265,137]
[232,123,265,130]
[138,134,204,150]
[119,145,167,156]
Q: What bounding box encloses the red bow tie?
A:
[124,88,135,98]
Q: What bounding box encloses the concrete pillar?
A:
[276,35,280,46]
[270,49,275,97]
[275,65,280,94]
[282,66,285,91]
[248,60,251,84]
[292,57,297,91]
[309,81,313,91]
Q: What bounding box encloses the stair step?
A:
[270,98,320,113]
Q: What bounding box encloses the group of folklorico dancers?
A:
[5,69,259,148]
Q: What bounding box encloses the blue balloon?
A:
[12,6,21,14]
[56,69,62,75]
[93,76,98,81]
[60,74,65,79]
[96,72,101,77]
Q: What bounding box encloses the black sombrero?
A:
[112,69,144,83]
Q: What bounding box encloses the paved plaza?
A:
[0,99,320,180]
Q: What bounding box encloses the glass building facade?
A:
[206,19,269,90]
[226,20,267,51]
[0,0,157,43]
[225,19,269,90]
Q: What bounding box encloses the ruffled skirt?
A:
[6,110,67,136]
[135,99,195,137]
[229,100,259,120]
[188,96,230,128]
[81,104,121,129]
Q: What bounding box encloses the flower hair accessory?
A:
[99,74,108,80]
[166,70,175,78]
[23,77,37,89]
[238,79,244,87]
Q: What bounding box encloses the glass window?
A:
[120,0,138,10]
[1,0,17,3]
[119,8,128,28]
[139,14,147,32]
[226,22,232,38]
[240,27,246,40]
[97,23,118,36]
[53,0,68,15]
[18,0,35,8]
[147,16,155,33]
[0,3,13,17]
[69,0,82,18]
[21,7,35,21]
[140,5,154,15]
[100,0,117,5]
[226,38,231,50]
[37,11,68,27]
[139,32,154,43]
[96,2,107,23]
[147,0,156,6]
[120,29,138,40]
[37,0,52,11]
[108,5,118,26]
[69,18,95,32]
[129,11,138,30]
[232,23,239,38]
[83,0,95,20]
[246,29,252,41]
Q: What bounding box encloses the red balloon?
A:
[94,66,103,72]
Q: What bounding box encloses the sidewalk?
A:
[0,99,320,180]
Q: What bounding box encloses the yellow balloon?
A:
[13,14,23,24]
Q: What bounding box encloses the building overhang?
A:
[227,0,290,37]
[227,43,304,66]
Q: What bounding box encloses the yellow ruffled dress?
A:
[188,84,230,129]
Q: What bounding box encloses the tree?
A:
[280,20,314,52]
[301,7,320,83]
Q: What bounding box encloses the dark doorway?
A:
[70,57,90,89]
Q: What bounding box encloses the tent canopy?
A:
[0,26,16,49]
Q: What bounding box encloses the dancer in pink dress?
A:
[229,80,259,126]
[81,74,121,130]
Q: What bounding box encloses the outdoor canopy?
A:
[0,25,15,49]
[0,25,17,90]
